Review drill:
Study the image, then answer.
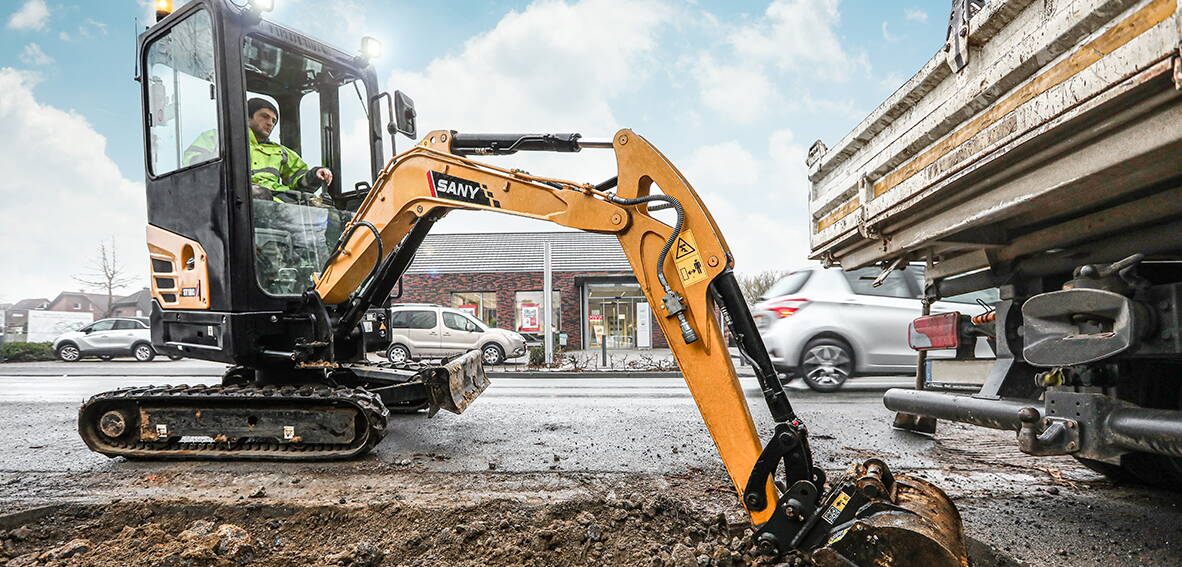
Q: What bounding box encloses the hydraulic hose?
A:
[601,178,697,343]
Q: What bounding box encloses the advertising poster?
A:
[519,304,540,332]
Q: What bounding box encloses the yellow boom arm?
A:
[315,128,780,525]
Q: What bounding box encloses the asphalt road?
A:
[0,366,1179,566]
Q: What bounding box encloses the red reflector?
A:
[909,312,960,350]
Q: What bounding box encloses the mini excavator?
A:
[78,1,970,564]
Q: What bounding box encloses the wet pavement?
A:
[1,368,1179,566]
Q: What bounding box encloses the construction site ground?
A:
[1,368,1179,566]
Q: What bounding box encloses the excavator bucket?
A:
[423,349,490,417]
[800,459,968,567]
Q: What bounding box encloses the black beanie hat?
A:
[247,97,278,119]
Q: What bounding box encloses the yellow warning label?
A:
[832,492,850,511]
[820,492,851,524]
[672,229,707,287]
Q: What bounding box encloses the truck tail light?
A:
[768,298,810,318]
[909,312,960,350]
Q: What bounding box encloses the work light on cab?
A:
[154,0,172,21]
[360,36,382,61]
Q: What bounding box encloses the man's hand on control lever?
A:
[308,167,335,208]
[316,168,334,186]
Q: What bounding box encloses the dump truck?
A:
[808,0,1182,486]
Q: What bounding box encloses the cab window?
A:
[242,35,375,296]
[145,9,219,175]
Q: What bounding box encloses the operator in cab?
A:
[182,98,334,206]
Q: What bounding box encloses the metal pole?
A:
[543,242,553,365]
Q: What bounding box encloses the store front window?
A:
[515,291,561,335]
[585,282,647,349]
[451,291,497,327]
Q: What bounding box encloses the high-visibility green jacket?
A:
[182,129,323,201]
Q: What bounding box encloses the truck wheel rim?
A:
[60,346,79,361]
[803,345,850,386]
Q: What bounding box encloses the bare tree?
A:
[736,269,790,303]
[74,239,137,318]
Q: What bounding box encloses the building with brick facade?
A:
[396,232,668,350]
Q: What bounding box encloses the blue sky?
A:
[0,0,949,301]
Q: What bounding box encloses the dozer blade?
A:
[800,459,968,567]
[423,349,489,417]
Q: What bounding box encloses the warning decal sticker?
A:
[672,229,707,287]
[820,492,851,524]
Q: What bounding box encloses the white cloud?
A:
[18,43,53,66]
[904,8,929,23]
[689,54,778,124]
[675,134,812,273]
[767,128,809,201]
[731,0,862,81]
[881,21,900,43]
[386,0,674,234]
[7,0,48,31]
[0,69,147,300]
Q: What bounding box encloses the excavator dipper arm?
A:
[312,129,969,565]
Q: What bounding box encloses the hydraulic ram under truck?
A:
[76,0,971,563]
[808,0,1182,487]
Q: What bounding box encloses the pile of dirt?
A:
[1,494,799,567]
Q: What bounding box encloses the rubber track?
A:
[78,384,389,461]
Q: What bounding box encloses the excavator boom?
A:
[307,129,969,564]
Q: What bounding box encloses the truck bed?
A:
[808,0,1182,283]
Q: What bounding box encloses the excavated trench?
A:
[0,482,1022,567]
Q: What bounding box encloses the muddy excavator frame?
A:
[77,2,970,564]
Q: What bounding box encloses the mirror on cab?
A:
[393,90,416,139]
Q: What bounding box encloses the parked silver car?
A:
[52,317,181,362]
[752,266,994,391]
[386,304,526,365]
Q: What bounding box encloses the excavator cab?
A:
[138,0,415,364]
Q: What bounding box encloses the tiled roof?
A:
[405,232,632,274]
[112,288,151,307]
[11,298,50,310]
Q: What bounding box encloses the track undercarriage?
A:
[78,350,489,461]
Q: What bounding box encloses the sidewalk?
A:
[497,347,756,377]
